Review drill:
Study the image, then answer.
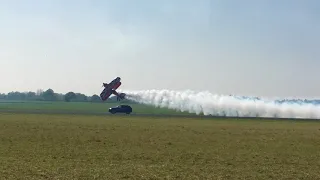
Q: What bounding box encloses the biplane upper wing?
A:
[100,89,113,101]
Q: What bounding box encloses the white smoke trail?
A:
[120,89,320,119]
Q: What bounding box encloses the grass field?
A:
[1,112,320,179]
[0,101,194,115]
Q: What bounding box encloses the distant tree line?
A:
[0,88,125,103]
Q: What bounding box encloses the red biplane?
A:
[100,77,126,101]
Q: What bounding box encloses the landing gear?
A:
[116,93,126,101]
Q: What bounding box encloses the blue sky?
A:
[1,0,319,98]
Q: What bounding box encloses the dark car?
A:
[108,105,132,114]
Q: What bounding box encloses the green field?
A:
[1,112,320,179]
[0,101,194,115]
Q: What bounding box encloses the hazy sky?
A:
[1,0,319,98]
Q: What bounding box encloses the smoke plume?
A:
[120,89,320,119]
